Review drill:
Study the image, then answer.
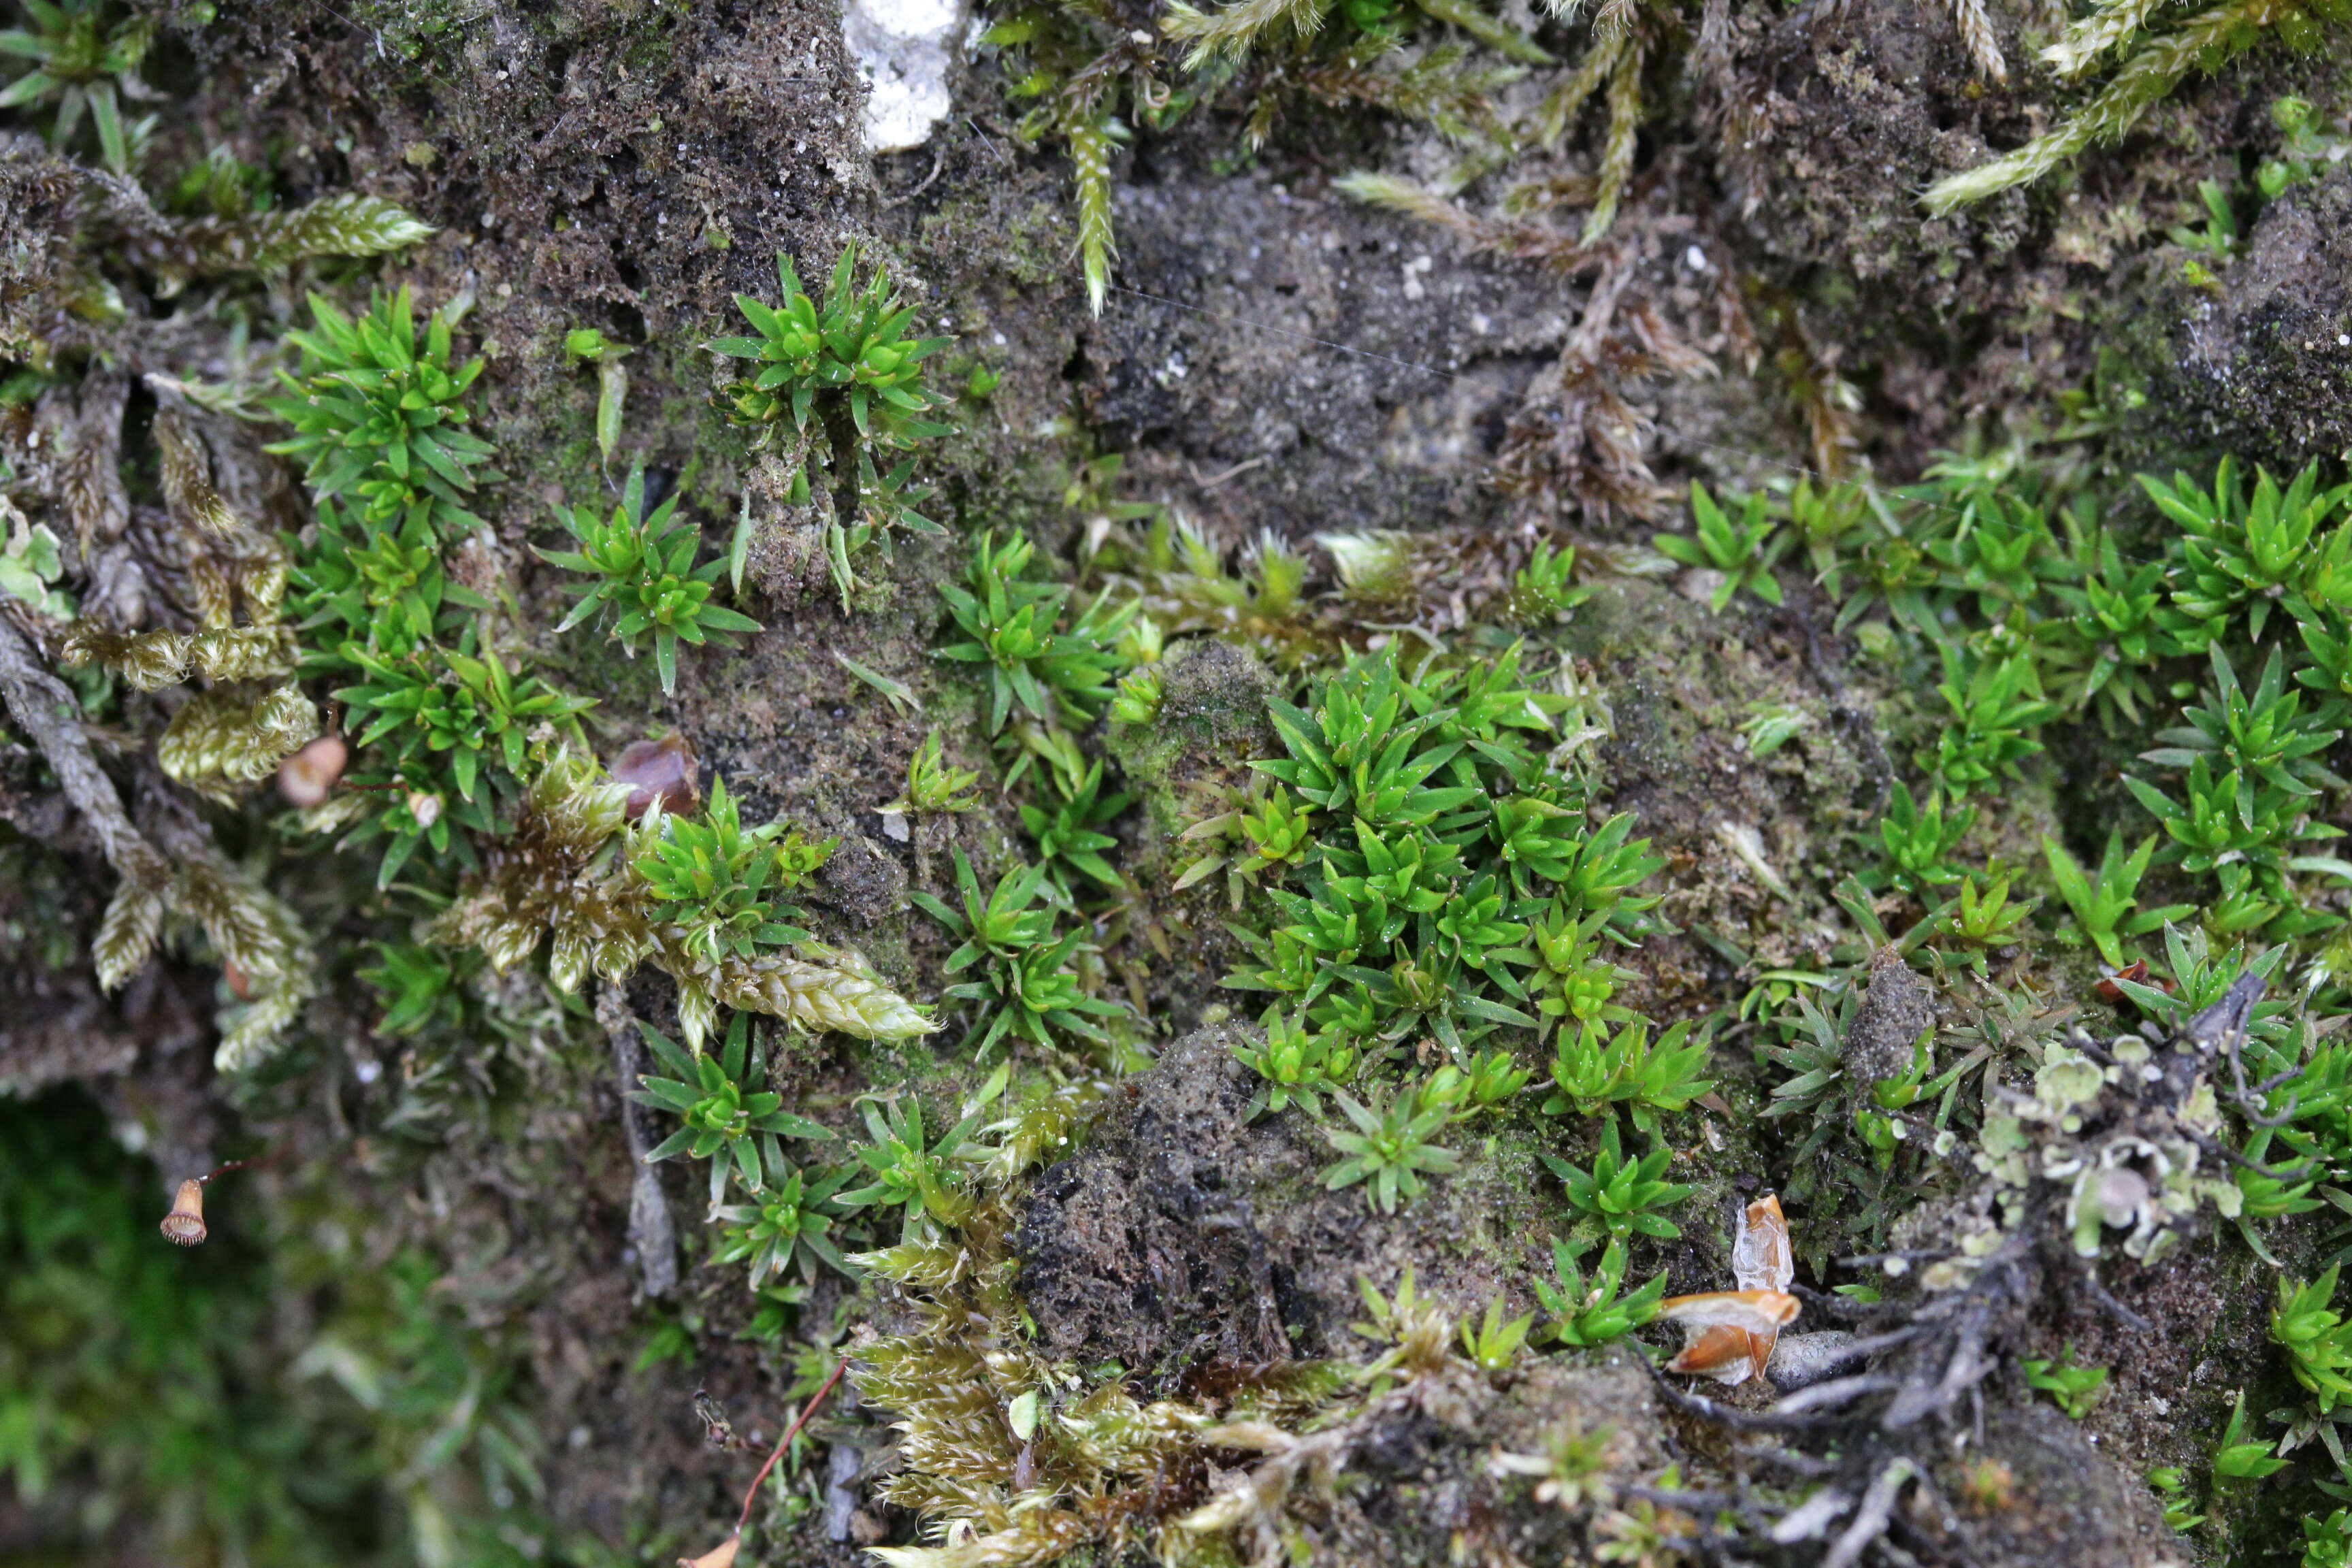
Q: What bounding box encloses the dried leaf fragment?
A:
[1659,1289,1799,1385]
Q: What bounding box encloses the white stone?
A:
[845,0,964,153]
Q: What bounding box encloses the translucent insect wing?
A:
[1733,1192,1794,1294]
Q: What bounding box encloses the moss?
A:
[10,0,2352,1550]
[1015,1024,1579,1375]
[2112,163,2352,469]
[918,184,1081,294]
[1102,636,1277,851]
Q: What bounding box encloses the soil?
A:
[2,0,2349,1561]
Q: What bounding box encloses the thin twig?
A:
[1617,1483,1737,1512]
[1748,1446,1838,1478]
[1643,1357,1844,1433]
[878,141,949,210]
[1838,1323,1931,1358]
[2080,1271,2151,1333]
[1833,1248,1955,1270]
[2191,1129,2314,1183]
[2237,1094,2300,1130]
[1822,1458,1913,1568]
[0,611,163,881]
[1788,1281,1899,1322]
[1771,1374,1899,1416]
[1197,454,1271,490]
[2222,1030,2302,1126]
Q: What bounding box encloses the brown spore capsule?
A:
[160,1178,208,1245]
[277,732,348,806]
[615,732,700,819]
[676,1536,740,1568]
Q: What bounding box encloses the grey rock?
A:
[1767,1329,1865,1392]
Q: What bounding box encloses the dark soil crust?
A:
[5,0,2351,1558]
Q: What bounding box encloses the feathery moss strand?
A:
[1534,19,1624,147]
[153,405,240,536]
[1413,0,1552,63]
[157,683,321,796]
[1068,115,1119,316]
[91,877,163,992]
[1330,170,1477,231]
[1583,42,1643,244]
[182,192,433,276]
[1948,0,2007,79]
[172,845,313,1072]
[2042,0,2167,76]
[425,751,932,1049]
[1160,0,1328,69]
[1923,1,2322,215]
[61,623,189,689]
